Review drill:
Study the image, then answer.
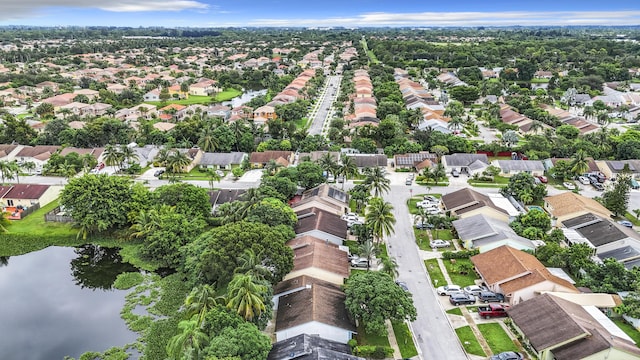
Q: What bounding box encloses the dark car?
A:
[477,291,505,303]
[490,351,523,360]
[592,182,604,191]
[395,281,409,292]
[154,169,165,177]
[449,292,476,305]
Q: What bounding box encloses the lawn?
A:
[212,88,242,102]
[455,326,486,357]
[414,229,431,250]
[613,319,640,348]
[468,175,510,187]
[625,212,640,227]
[442,258,478,287]
[145,95,212,106]
[446,307,463,316]
[391,321,418,358]
[425,259,446,287]
[356,324,390,347]
[477,323,519,354]
[416,180,449,187]
[172,167,224,182]
[432,229,454,241]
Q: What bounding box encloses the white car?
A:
[578,176,590,185]
[416,201,439,208]
[436,284,462,296]
[341,213,358,221]
[430,239,451,248]
[463,285,486,296]
[563,182,576,190]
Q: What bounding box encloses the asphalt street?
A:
[308,75,341,135]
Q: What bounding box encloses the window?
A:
[7,200,14,206]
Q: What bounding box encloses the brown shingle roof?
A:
[249,150,292,165]
[287,236,350,279]
[295,207,347,239]
[274,275,341,295]
[544,192,612,219]
[275,282,355,332]
[2,184,50,200]
[16,145,60,158]
[441,188,507,216]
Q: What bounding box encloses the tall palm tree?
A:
[166,150,191,174]
[363,167,390,197]
[583,105,595,120]
[155,147,171,166]
[358,239,378,271]
[58,162,77,181]
[103,144,123,171]
[381,257,399,278]
[365,197,396,244]
[225,273,268,322]
[317,152,339,179]
[529,120,544,134]
[205,168,222,190]
[431,163,447,184]
[184,284,221,327]
[570,149,590,176]
[263,159,283,176]
[128,206,167,240]
[119,145,138,170]
[21,161,36,175]
[447,116,464,131]
[6,161,19,184]
[165,318,209,360]
[338,155,357,190]
[198,124,219,153]
[0,160,12,184]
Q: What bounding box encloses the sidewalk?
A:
[386,320,402,359]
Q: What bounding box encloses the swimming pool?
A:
[527,205,544,212]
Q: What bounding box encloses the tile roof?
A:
[2,184,50,200]
[249,150,292,165]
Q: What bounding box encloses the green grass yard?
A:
[414,229,431,250]
[391,321,418,358]
[425,259,446,287]
[446,308,463,316]
[442,258,478,287]
[432,229,454,241]
[477,323,519,354]
[144,88,242,106]
[613,319,640,348]
[356,325,390,347]
[213,88,242,102]
[455,326,486,357]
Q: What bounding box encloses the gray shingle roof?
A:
[443,153,489,167]
[199,152,246,166]
[496,160,545,172]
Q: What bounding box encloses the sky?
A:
[1,0,640,28]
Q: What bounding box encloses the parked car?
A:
[430,239,451,248]
[347,220,364,228]
[618,220,634,228]
[405,178,413,185]
[341,213,359,221]
[592,182,605,191]
[337,176,344,183]
[423,195,439,203]
[415,222,434,230]
[449,293,476,305]
[395,281,409,292]
[477,291,505,303]
[463,285,486,296]
[451,169,460,177]
[416,200,439,208]
[326,174,335,183]
[490,351,523,360]
[436,284,462,296]
[563,182,576,190]
[154,169,165,177]
[578,176,590,185]
[537,175,548,183]
[478,303,510,319]
[350,258,370,268]
[347,254,360,262]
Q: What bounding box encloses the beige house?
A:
[188,79,220,96]
[544,192,612,226]
[441,188,512,222]
[471,245,579,305]
[0,184,61,209]
[290,184,349,216]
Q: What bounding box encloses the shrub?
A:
[442,249,479,259]
[354,345,394,359]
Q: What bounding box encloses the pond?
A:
[223,89,267,108]
[0,245,140,360]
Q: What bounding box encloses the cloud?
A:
[242,10,640,27]
[0,0,209,21]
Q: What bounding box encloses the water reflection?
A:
[0,246,138,360]
[71,244,138,290]
[222,89,267,108]
[0,256,8,267]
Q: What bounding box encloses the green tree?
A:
[501,172,547,204]
[205,321,271,360]
[166,318,209,360]
[166,149,192,174]
[246,197,297,227]
[154,183,211,219]
[338,155,358,190]
[317,152,339,179]
[448,85,480,105]
[570,149,590,176]
[184,284,222,327]
[102,144,123,171]
[365,197,396,244]
[225,273,269,322]
[602,173,632,217]
[344,271,417,336]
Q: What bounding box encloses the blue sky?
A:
[1,0,640,27]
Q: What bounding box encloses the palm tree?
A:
[6,161,19,184]
[447,116,464,131]
[597,112,610,125]
[165,318,209,360]
[166,150,191,174]
[570,149,590,176]
[155,147,171,166]
[520,190,534,205]
[529,120,544,134]
[128,206,166,240]
[225,273,268,322]
[119,145,138,170]
[263,159,283,176]
[205,168,222,190]
[184,284,221,327]
[358,240,378,271]
[338,155,357,190]
[198,124,219,152]
[317,152,339,180]
[363,167,390,197]
[583,105,595,120]
[58,162,77,181]
[431,163,447,184]
[381,257,399,278]
[365,197,396,244]
[235,249,271,280]
[21,161,36,175]
[103,144,123,171]
[0,160,12,184]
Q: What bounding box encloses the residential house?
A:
[143,89,160,102]
[209,189,247,214]
[41,93,77,110]
[174,148,203,173]
[253,105,277,121]
[207,105,231,120]
[73,89,99,101]
[284,236,350,285]
[290,184,350,216]
[441,188,518,221]
[544,192,612,225]
[542,157,599,174]
[441,153,489,175]
[597,160,640,179]
[199,152,247,170]
[106,83,127,94]
[493,160,545,177]
[344,154,388,171]
[471,245,579,305]
[189,79,220,96]
[128,145,160,167]
[267,333,364,360]
[0,184,61,218]
[274,279,356,344]
[508,293,640,360]
[294,207,348,246]
[560,213,640,268]
[452,214,535,252]
[393,152,437,170]
[152,122,176,132]
[0,144,21,161]
[249,150,294,168]
[14,145,61,170]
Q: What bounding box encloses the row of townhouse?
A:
[394,68,449,133]
[253,69,317,124]
[347,69,379,128]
